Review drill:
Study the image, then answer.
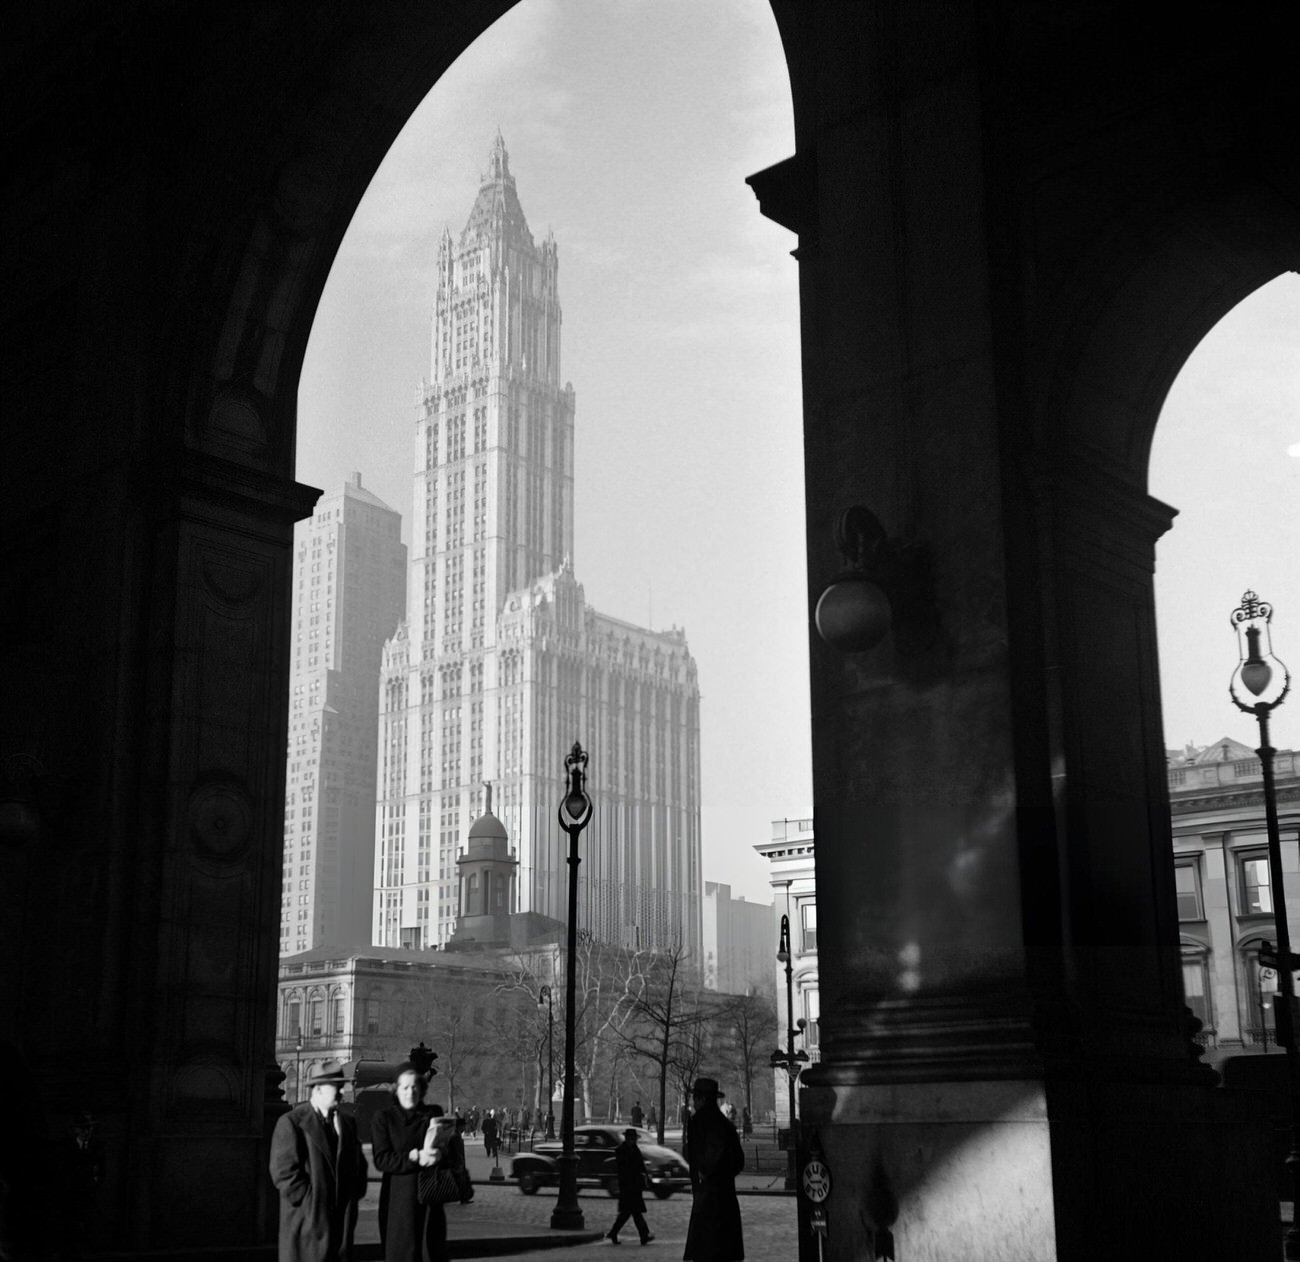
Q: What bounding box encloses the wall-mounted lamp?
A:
[813,507,934,654]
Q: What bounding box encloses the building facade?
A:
[275,946,536,1111]
[282,474,406,954]
[1169,737,1300,1065]
[702,881,775,997]
[374,135,702,957]
[755,815,820,1125]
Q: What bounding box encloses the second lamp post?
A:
[771,912,808,1190]
[551,741,593,1231]
[1229,591,1296,1257]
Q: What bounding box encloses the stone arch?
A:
[169,8,520,468]
[10,3,1300,1257]
[1040,185,1300,481]
[1008,181,1300,1038]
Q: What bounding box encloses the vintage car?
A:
[511,1125,691,1198]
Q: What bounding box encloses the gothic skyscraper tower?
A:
[375,136,702,957]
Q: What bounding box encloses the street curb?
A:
[83,1234,607,1262]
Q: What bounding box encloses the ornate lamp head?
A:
[1230,591,1290,713]
[559,741,593,832]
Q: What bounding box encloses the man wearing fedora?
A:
[605,1127,654,1246]
[683,1077,745,1261]
[269,1060,368,1262]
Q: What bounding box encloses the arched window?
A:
[309,988,325,1036]
[1241,938,1280,1049]
[1179,940,1212,1043]
[803,987,821,1055]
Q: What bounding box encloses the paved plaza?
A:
[352,1140,800,1260]
[360,1181,799,1261]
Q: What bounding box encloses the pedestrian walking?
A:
[683,1078,744,1262]
[268,1061,368,1262]
[630,1101,644,1128]
[452,1117,473,1202]
[481,1110,499,1162]
[605,1128,655,1246]
[370,1065,447,1262]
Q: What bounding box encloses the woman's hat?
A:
[691,1077,724,1098]
[306,1060,352,1087]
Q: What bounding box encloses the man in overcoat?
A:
[683,1078,744,1261]
[269,1061,368,1262]
[606,1128,654,1245]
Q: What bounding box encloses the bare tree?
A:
[437,1007,487,1114]
[491,956,558,1124]
[570,932,645,1123]
[716,989,777,1124]
[615,941,708,1144]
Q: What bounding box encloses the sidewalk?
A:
[84,1137,789,1262]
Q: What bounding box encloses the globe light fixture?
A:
[813,506,936,655]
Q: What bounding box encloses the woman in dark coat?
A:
[684,1078,745,1261]
[370,1066,446,1262]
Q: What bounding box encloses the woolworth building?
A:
[373,135,702,957]
[4,3,1298,1258]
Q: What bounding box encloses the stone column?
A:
[130,451,317,1248]
[760,2,1276,1256]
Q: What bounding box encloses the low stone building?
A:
[275,944,554,1114]
[1169,737,1300,1065]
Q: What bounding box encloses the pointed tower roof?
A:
[461,133,533,250]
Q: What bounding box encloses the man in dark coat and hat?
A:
[605,1128,654,1246]
[683,1078,744,1261]
[269,1061,368,1262]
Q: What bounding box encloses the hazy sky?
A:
[299,0,1299,905]
[1151,272,1300,754]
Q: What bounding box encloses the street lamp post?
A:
[537,983,555,1139]
[551,741,593,1231]
[770,913,808,1190]
[295,1030,304,1104]
[1229,590,1296,1256]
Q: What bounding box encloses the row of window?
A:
[1175,850,1271,920]
[1182,945,1279,1044]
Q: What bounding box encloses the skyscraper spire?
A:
[486,128,509,183]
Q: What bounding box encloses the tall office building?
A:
[282,473,406,955]
[375,134,702,956]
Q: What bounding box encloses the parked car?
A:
[511,1125,691,1198]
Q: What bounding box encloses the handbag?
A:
[417,1163,462,1206]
